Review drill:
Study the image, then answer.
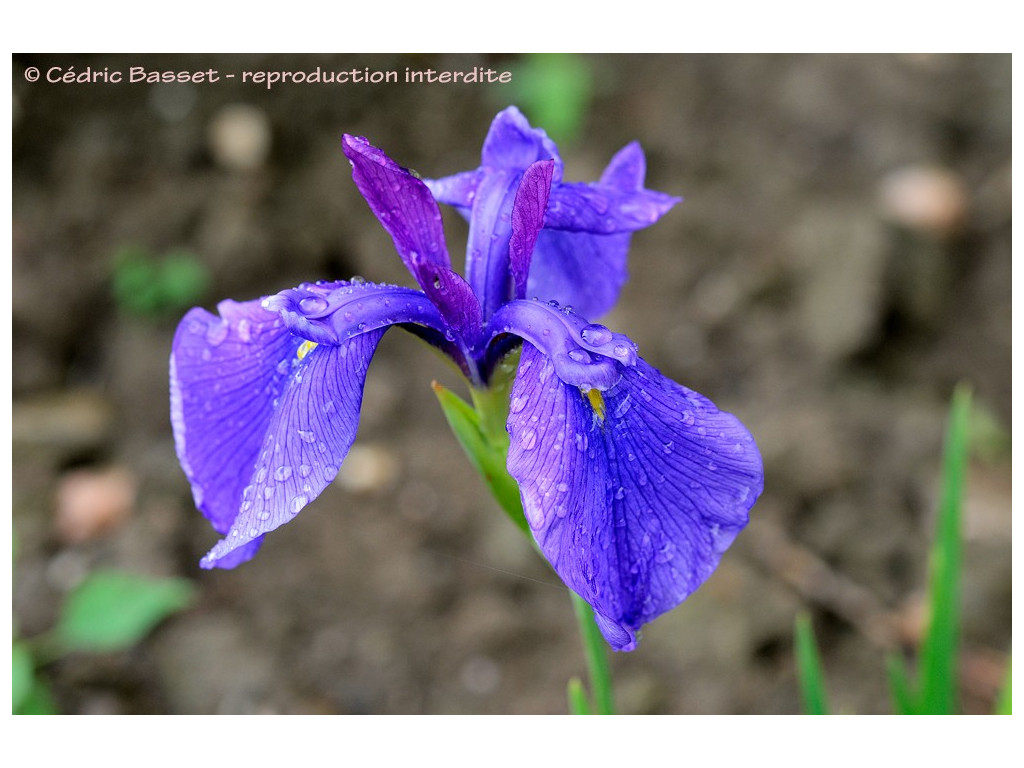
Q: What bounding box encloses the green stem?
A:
[571,591,616,715]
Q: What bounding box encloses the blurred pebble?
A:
[207,104,272,171]
[878,165,967,236]
[459,654,501,696]
[334,444,399,493]
[55,466,137,544]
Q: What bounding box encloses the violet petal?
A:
[505,344,763,651]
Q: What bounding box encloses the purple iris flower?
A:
[170,107,763,651]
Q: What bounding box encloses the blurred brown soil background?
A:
[12,53,1011,714]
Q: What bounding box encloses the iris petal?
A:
[505,344,763,651]
[200,330,385,569]
[342,134,450,278]
[509,160,555,301]
[171,298,304,536]
[481,106,562,181]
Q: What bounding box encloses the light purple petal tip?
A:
[481,107,562,181]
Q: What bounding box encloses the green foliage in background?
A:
[505,54,594,146]
[13,565,195,715]
[112,244,210,318]
[795,385,1011,715]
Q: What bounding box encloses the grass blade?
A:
[794,612,830,714]
[917,384,971,714]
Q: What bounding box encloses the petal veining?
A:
[505,344,763,651]
[170,298,304,536]
[200,330,385,569]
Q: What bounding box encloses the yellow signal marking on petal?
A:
[297,340,318,360]
[585,388,606,422]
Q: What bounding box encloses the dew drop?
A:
[350,275,366,285]
[663,441,674,454]
[509,395,527,413]
[580,324,612,346]
[613,396,632,419]
[291,495,307,515]
[274,465,293,481]
[299,296,328,315]
[263,486,274,500]
[556,482,569,493]
[205,321,229,347]
[568,349,591,364]
[519,429,537,450]
[298,430,316,443]
[298,464,311,478]
[255,467,268,483]
[615,487,626,500]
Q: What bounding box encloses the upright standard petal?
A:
[171,298,304,538]
[200,330,385,568]
[525,143,680,319]
[480,106,562,181]
[509,160,555,301]
[506,344,763,651]
[342,134,450,276]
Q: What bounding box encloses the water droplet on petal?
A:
[519,429,537,450]
[274,465,293,481]
[580,324,612,346]
[290,495,307,515]
[568,349,591,364]
[299,296,328,315]
[298,430,316,443]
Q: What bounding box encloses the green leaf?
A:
[567,677,593,715]
[433,381,529,535]
[571,592,615,715]
[12,642,34,712]
[917,384,971,714]
[54,571,195,653]
[994,658,1011,715]
[794,612,830,714]
[885,652,917,715]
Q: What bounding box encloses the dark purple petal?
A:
[342,135,451,284]
[509,160,555,300]
[171,298,304,537]
[200,330,385,569]
[481,107,562,181]
[407,259,483,353]
[506,345,763,651]
[526,229,631,319]
[486,299,636,391]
